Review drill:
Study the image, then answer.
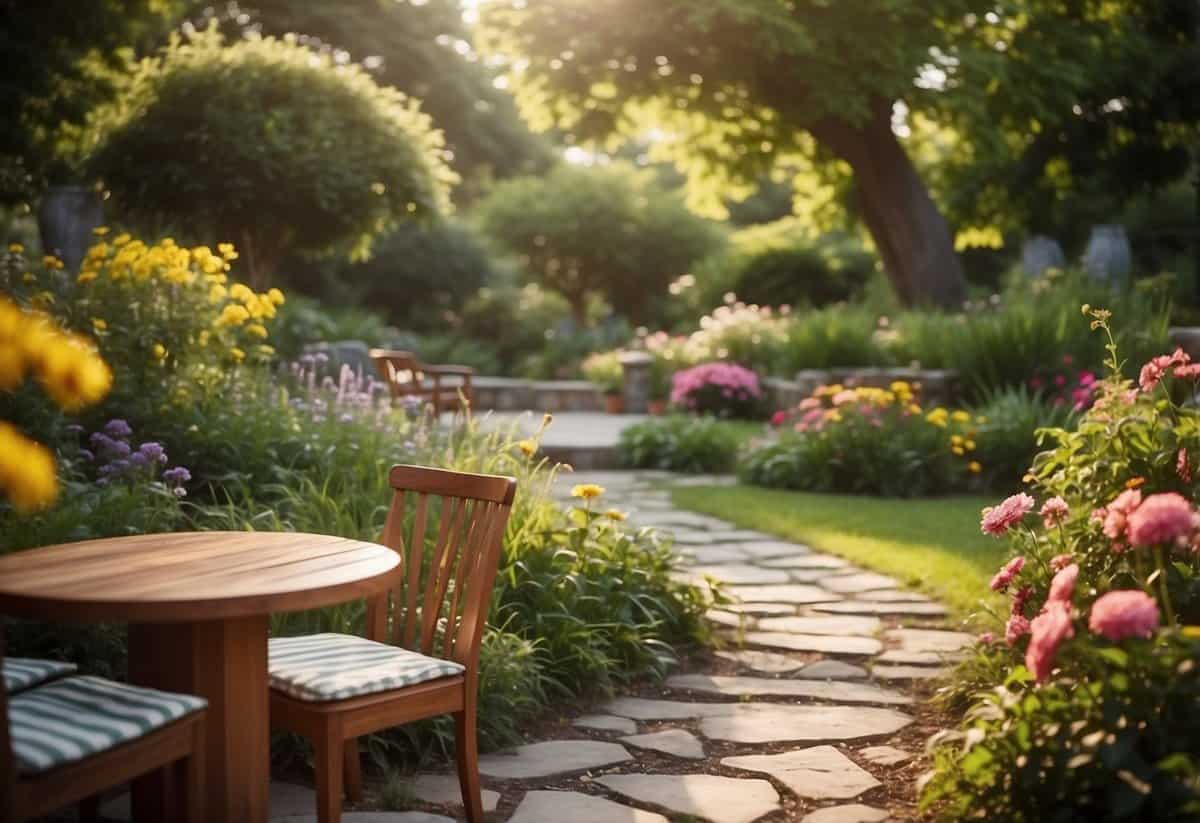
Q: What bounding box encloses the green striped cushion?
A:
[9,675,206,775]
[268,633,464,702]
[3,658,77,694]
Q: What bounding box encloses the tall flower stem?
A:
[1153,545,1177,628]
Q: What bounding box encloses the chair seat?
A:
[3,657,77,694]
[9,675,207,775]
[268,633,465,703]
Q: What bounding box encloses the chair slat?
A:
[397,493,429,649]
[418,496,466,655]
[442,500,485,660]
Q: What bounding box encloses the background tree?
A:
[86,28,455,287]
[474,164,725,322]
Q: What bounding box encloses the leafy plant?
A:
[618,415,747,474]
[971,386,1077,493]
[581,350,624,395]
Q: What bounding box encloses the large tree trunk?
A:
[810,103,967,308]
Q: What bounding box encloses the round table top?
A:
[0,531,401,622]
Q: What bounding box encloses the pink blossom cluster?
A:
[1029,357,1099,411]
[1138,347,1195,393]
[669,362,762,408]
[1088,590,1159,641]
[1095,489,1199,552]
[980,493,1035,536]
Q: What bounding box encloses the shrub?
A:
[271,296,404,360]
[618,415,746,474]
[682,302,790,375]
[743,382,982,496]
[581,351,623,395]
[922,310,1200,821]
[87,27,454,286]
[777,304,891,372]
[473,163,725,323]
[970,386,1077,493]
[671,362,764,419]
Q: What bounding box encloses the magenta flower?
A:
[989,556,1026,592]
[1026,601,1074,683]
[669,362,762,406]
[1005,614,1031,646]
[1039,496,1069,528]
[1126,492,1198,547]
[1088,590,1159,641]
[770,410,787,426]
[981,493,1035,536]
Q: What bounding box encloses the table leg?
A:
[128,616,270,823]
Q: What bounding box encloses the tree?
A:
[480,0,977,307]
[86,28,455,287]
[473,164,725,322]
[204,0,551,196]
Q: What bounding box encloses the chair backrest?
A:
[369,350,428,398]
[0,628,16,823]
[366,465,517,671]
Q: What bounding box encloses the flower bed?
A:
[922,309,1200,821]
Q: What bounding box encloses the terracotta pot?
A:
[604,393,624,415]
[647,400,668,416]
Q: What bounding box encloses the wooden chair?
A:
[0,628,207,823]
[268,464,517,823]
[369,349,474,415]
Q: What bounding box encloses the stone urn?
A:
[1021,235,1065,277]
[37,185,104,275]
[1082,224,1132,287]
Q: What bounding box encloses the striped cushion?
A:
[3,657,77,694]
[268,633,464,702]
[9,675,206,775]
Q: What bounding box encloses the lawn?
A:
[672,484,1006,622]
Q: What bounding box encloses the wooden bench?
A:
[369,349,474,415]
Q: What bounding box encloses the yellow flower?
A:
[42,255,63,270]
[824,409,843,423]
[571,484,605,500]
[951,410,971,423]
[267,287,285,306]
[245,323,269,339]
[975,415,988,424]
[0,422,58,512]
[113,233,131,246]
[1022,473,1036,484]
[968,461,982,474]
[0,346,25,390]
[152,343,167,361]
[229,283,254,303]
[964,439,977,451]
[91,226,109,236]
[907,403,922,415]
[21,272,35,284]
[925,407,949,428]
[209,283,228,303]
[604,509,628,522]
[218,242,239,261]
[517,439,537,457]
[230,347,246,363]
[257,344,275,356]
[889,381,910,393]
[91,318,107,332]
[216,303,250,327]
[198,330,211,346]
[952,445,965,456]
[1081,303,1091,316]
[950,434,964,446]
[8,242,23,254]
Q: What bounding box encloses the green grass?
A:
[672,485,1005,622]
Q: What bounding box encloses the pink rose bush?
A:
[925,310,1200,820]
[669,361,762,418]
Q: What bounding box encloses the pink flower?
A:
[981,493,1035,536]
[1179,448,1192,483]
[977,632,996,645]
[1054,374,1067,387]
[1139,348,1190,393]
[1005,614,1031,646]
[989,556,1026,592]
[1126,492,1198,547]
[798,397,821,411]
[1062,354,1074,366]
[1175,364,1200,379]
[1026,601,1074,683]
[1101,489,1143,548]
[770,410,787,426]
[1047,563,1078,604]
[1088,590,1159,641]
[1040,496,1069,528]
[832,390,857,406]
[1011,584,1033,616]
[1050,553,1074,572]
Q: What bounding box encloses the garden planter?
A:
[37,185,103,276]
[604,394,625,414]
[648,400,668,416]
[1082,224,1132,287]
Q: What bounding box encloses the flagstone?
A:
[744,631,882,656]
[508,791,669,823]
[818,573,903,594]
[408,775,500,813]
[709,529,780,542]
[738,540,809,559]
[885,628,973,654]
[801,804,892,823]
[478,740,631,779]
[875,650,957,666]
[760,554,848,570]
[706,609,747,629]
[620,728,705,759]
[715,648,806,673]
[860,745,913,767]
[798,660,869,680]
[700,704,913,744]
[602,696,739,720]
[728,584,843,604]
[666,674,911,705]
[597,774,780,823]
[723,745,881,800]
[573,714,637,734]
[871,664,949,682]
[720,601,796,617]
[757,615,882,636]
[812,600,949,617]
[858,589,935,603]
[680,545,750,564]
[690,564,792,584]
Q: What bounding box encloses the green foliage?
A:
[776,305,890,372]
[581,351,623,395]
[270,295,402,360]
[971,386,1077,493]
[618,416,748,474]
[87,28,455,284]
[473,164,725,322]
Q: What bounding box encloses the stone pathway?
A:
[99,471,966,823]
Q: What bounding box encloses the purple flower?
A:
[129,452,149,468]
[103,419,133,439]
[163,466,191,485]
[137,442,168,464]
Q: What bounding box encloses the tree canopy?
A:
[87,28,455,286]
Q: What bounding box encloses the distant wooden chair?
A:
[268,464,517,823]
[0,629,207,823]
[369,349,474,415]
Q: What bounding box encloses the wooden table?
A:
[0,531,401,823]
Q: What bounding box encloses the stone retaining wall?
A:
[473,377,604,412]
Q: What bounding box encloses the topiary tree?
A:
[86,27,456,287]
[473,164,724,323]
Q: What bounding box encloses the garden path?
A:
[99,471,968,823]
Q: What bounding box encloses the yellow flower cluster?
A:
[0,422,57,512]
[571,484,605,500]
[0,298,112,410]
